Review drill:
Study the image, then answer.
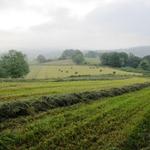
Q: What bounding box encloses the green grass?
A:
[85,57,100,65]
[26,65,141,79]
[0,87,150,150]
[0,77,149,103]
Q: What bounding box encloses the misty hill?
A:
[120,46,150,57]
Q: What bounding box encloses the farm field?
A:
[0,77,149,103]
[85,57,100,65]
[0,87,150,150]
[26,64,141,79]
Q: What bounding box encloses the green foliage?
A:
[0,64,8,78]
[127,54,141,68]
[85,51,99,58]
[143,55,150,63]
[0,50,29,78]
[60,49,85,64]
[72,50,85,64]
[60,49,76,59]
[139,59,150,70]
[36,54,47,63]
[100,52,128,67]
[100,52,145,69]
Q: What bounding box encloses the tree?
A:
[72,50,85,64]
[100,53,109,65]
[100,52,128,67]
[60,49,75,59]
[143,55,150,63]
[37,55,46,63]
[0,64,8,78]
[85,51,98,58]
[119,52,128,67]
[139,59,150,70]
[128,54,141,68]
[0,50,29,78]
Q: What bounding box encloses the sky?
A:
[0,0,150,53]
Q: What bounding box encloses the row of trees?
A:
[0,50,29,78]
[100,52,150,70]
[60,49,85,64]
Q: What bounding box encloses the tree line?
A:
[100,52,150,70]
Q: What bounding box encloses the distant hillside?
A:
[98,46,150,57]
[121,46,150,57]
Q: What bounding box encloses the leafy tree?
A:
[143,55,150,63]
[37,55,46,63]
[139,59,150,70]
[100,52,128,67]
[60,49,75,59]
[0,64,8,78]
[85,51,98,58]
[100,53,109,65]
[72,50,85,64]
[119,52,128,67]
[0,50,29,78]
[128,54,141,68]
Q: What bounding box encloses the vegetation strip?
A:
[0,82,150,121]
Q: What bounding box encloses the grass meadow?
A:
[0,62,150,150]
[0,87,150,150]
[0,77,149,103]
[26,64,141,79]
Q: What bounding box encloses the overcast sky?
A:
[0,0,150,53]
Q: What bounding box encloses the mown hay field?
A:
[0,77,149,103]
[0,87,150,150]
[26,65,141,79]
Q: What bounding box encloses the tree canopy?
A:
[100,52,128,67]
[0,50,29,78]
[60,49,76,59]
[72,50,85,64]
[36,55,47,63]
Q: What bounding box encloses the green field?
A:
[26,65,141,79]
[1,62,150,149]
[0,87,150,150]
[0,77,149,103]
[85,57,100,65]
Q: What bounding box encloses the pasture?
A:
[0,77,149,103]
[0,87,150,150]
[0,62,150,149]
[26,64,141,79]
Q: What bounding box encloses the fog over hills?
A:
[0,46,149,59]
[125,46,150,57]
[109,46,150,57]
[31,46,150,58]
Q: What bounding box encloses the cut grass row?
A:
[0,82,149,121]
[0,87,150,150]
[0,77,149,103]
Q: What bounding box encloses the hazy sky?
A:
[0,0,150,52]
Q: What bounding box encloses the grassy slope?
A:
[26,65,141,79]
[0,77,149,103]
[0,87,150,150]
